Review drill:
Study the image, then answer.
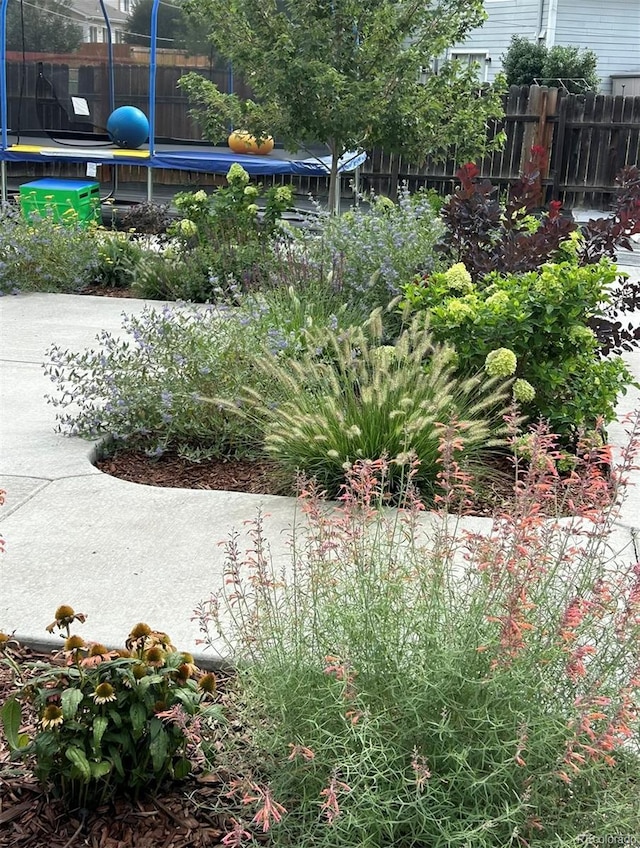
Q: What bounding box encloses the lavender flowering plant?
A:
[43,303,280,460]
[307,186,443,315]
[0,205,98,294]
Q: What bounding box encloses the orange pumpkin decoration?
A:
[228,130,274,155]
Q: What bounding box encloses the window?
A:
[450,51,491,81]
[120,0,130,11]
[89,26,98,43]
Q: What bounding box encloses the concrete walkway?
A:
[0,294,300,663]
[1,278,639,664]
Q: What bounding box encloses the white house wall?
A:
[554,0,640,91]
[453,0,640,94]
[449,0,544,83]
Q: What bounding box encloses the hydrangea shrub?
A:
[402,255,636,438]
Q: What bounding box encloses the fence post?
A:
[521,84,541,171]
[522,85,556,177]
[551,93,568,201]
[536,86,557,165]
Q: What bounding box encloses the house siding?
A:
[68,0,128,44]
[449,0,545,84]
[555,0,640,93]
[452,0,640,93]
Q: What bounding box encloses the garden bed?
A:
[0,645,242,848]
[0,646,251,848]
[4,158,640,846]
[95,450,293,496]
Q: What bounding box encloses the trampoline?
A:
[0,0,365,204]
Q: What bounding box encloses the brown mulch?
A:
[95,447,519,515]
[95,451,295,496]
[0,773,228,848]
[0,646,240,848]
[80,286,139,299]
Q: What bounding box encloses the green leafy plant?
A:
[90,231,146,289]
[502,35,547,87]
[402,255,636,438]
[1,606,222,808]
[502,36,599,93]
[6,0,82,53]
[541,44,599,94]
[131,248,214,301]
[216,308,511,499]
[165,166,293,301]
[195,414,640,846]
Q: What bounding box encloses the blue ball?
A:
[106,106,149,149]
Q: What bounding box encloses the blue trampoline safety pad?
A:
[1,141,367,177]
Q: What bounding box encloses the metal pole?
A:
[147,0,160,196]
[97,0,115,114]
[0,0,8,203]
[149,0,160,157]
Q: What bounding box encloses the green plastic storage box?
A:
[19,178,101,227]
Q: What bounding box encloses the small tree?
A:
[6,0,82,54]
[180,0,505,210]
[125,0,210,55]
[502,36,546,87]
[542,45,599,94]
[502,36,599,94]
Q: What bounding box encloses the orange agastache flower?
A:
[287,743,315,761]
[320,773,351,824]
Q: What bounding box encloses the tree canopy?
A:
[125,0,210,55]
[6,0,82,54]
[180,0,505,209]
[502,36,599,94]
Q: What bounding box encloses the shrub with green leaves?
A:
[163,165,294,301]
[502,36,599,93]
[218,308,510,498]
[131,246,214,302]
[43,303,278,460]
[502,35,547,87]
[542,44,599,94]
[0,205,98,294]
[1,606,222,808]
[91,231,146,289]
[307,187,443,316]
[196,418,640,846]
[401,255,636,438]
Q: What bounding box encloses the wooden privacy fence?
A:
[363,85,640,209]
[6,62,640,208]
[4,59,244,140]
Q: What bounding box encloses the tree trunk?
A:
[328,140,340,215]
[389,154,400,203]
